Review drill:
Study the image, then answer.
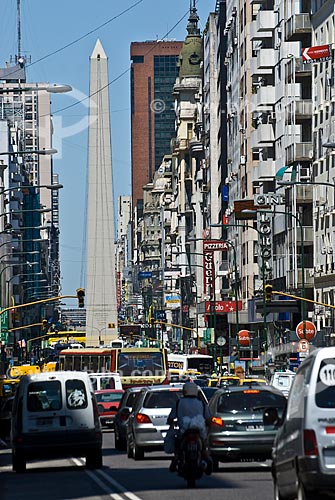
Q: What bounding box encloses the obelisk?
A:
[86,39,118,346]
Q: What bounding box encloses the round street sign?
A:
[298,339,309,352]
[296,320,317,341]
[238,329,250,346]
[217,336,226,346]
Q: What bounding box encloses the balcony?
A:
[173,138,189,152]
[250,57,273,76]
[256,85,276,106]
[295,184,313,202]
[256,11,277,32]
[287,268,314,289]
[294,100,313,120]
[288,225,313,245]
[285,57,312,77]
[286,142,313,163]
[285,14,311,42]
[189,138,204,159]
[257,49,277,69]
[252,159,276,181]
[250,123,275,148]
[250,21,272,40]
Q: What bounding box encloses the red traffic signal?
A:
[76,288,85,308]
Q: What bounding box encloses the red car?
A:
[94,390,124,428]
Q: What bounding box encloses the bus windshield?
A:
[117,351,164,377]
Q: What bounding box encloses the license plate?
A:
[37,418,52,427]
[246,425,264,431]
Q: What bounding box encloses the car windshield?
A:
[95,392,123,403]
[144,390,182,409]
[217,391,286,413]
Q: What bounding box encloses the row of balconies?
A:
[249,12,311,43]
[250,52,313,79]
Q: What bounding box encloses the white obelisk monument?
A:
[86,39,118,346]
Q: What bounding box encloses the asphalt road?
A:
[0,430,274,500]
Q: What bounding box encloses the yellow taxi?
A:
[41,361,57,372]
[7,364,41,379]
[218,375,241,387]
[239,377,268,386]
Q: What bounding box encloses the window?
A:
[144,390,181,409]
[66,379,88,409]
[217,391,286,413]
[27,381,62,412]
[132,55,144,63]
[315,358,335,408]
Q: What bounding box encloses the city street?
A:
[0,430,274,500]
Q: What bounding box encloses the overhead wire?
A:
[1,0,145,79]
[48,5,193,116]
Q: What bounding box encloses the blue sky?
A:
[0,0,213,305]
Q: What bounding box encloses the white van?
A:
[271,347,335,499]
[270,370,296,398]
[11,371,102,473]
[89,372,122,391]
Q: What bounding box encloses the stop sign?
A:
[238,329,250,346]
[296,321,317,341]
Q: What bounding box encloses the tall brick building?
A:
[130,40,183,217]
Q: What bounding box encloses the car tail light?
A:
[304,429,318,456]
[326,427,335,434]
[135,413,152,424]
[211,416,224,427]
[243,390,260,394]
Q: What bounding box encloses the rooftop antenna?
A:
[17,0,21,60]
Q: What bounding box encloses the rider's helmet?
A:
[183,381,199,397]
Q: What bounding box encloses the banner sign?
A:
[203,240,230,251]
[203,246,215,294]
[205,300,242,313]
[257,211,273,282]
[302,44,332,64]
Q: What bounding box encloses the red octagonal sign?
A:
[296,321,317,341]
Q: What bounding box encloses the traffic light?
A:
[76,288,85,308]
[42,319,48,332]
[264,284,273,303]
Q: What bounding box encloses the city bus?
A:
[47,331,86,346]
[58,347,169,388]
[167,353,214,376]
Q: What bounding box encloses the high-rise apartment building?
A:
[130,40,183,219]
[0,63,62,340]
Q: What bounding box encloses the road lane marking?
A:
[73,458,143,500]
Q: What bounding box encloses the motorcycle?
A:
[175,428,207,488]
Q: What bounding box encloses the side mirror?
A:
[263,407,282,426]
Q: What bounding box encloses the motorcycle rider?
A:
[167,381,212,473]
